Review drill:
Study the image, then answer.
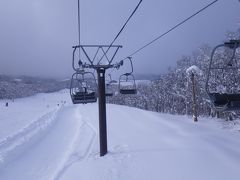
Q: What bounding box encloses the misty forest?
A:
[109,29,240,119]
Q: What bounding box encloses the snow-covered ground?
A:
[0,90,240,180]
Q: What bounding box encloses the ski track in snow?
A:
[0,104,98,180]
[54,106,97,180]
[0,106,62,166]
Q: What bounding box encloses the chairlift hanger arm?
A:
[112,60,124,69]
[122,57,134,75]
[72,47,86,72]
[205,44,225,94]
[210,44,225,64]
[224,40,240,49]
[70,72,77,95]
[207,39,240,70]
[108,73,112,79]
[208,41,239,69]
[226,48,237,67]
[128,57,134,74]
[206,39,240,95]
[72,47,78,71]
[72,46,92,71]
[224,40,240,66]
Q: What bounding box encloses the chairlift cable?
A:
[120,0,219,61]
[78,0,81,61]
[97,0,143,64]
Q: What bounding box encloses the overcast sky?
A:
[0,0,239,78]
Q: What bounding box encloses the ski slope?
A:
[0,90,240,180]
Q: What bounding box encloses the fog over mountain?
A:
[0,0,239,78]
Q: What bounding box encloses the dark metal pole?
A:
[97,68,108,156]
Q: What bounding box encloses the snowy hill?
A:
[0,90,240,180]
[0,75,68,99]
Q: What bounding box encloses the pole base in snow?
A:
[193,115,198,122]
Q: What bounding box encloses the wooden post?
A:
[191,73,198,122]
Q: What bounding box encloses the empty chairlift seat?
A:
[72,91,97,104]
[119,74,137,95]
[119,88,137,95]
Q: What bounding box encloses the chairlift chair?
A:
[206,40,240,111]
[70,71,97,104]
[105,74,117,97]
[105,84,114,97]
[119,73,137,94]
[118,57,137,95]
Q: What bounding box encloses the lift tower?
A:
[71,45,122,156]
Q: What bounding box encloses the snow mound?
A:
[186,65,203,75]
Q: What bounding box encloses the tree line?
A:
[108,28,240,120]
